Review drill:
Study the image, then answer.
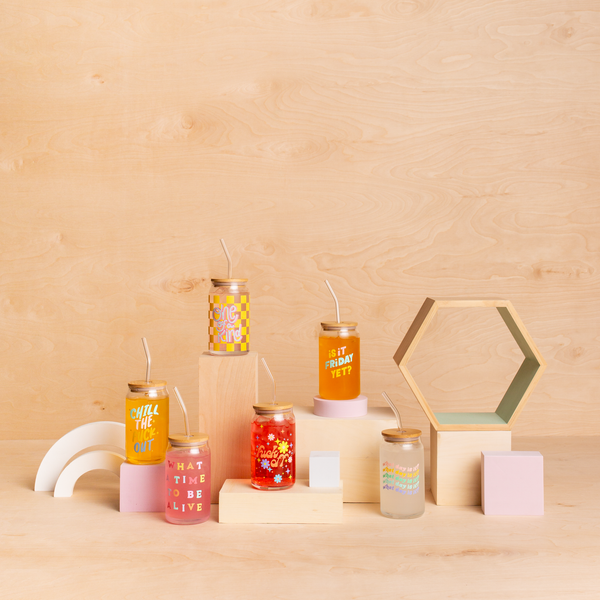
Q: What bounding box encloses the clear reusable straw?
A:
[325,279,341,323]
[142,337,151,383]
[382,391,404,432]
[173,386,191,438]
[261,358,276,405]
[220,238,233,278]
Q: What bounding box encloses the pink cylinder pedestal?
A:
[313,394,368,418]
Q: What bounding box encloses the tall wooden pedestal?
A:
[199,351,258,503]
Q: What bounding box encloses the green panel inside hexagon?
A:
[434,412,508,426]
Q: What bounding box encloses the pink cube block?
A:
[120,461,165,513]
[481,451,543,516]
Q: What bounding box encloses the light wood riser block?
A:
[430,425,511,506]
[295,406,396,503]
[199,351,258,503]
[218,479,343,523]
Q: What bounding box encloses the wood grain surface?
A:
[1,1,599,440]
[2,437,599,599]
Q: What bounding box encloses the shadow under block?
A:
[199,351,258,503]
[295,406,396,503]
[482,451,544,516]
[430,425,511,506]
[120,462,165,512]
[218,479,343,523]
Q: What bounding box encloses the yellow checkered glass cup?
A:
[208,278,250,356]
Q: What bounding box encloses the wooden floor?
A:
[1,437,598,599]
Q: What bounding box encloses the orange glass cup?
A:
[318,322,360,400]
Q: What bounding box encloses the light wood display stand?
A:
[199,351,258,503]
[218,479,343,523]
[295,406,396,503]
[430,425,512,506]
[394,298,546,506]
[393,298,547,432]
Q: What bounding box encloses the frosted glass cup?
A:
[380,428,424,519]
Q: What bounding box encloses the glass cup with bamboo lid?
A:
[250,359,295,490]
[319,321,360,400]
[208,240,250,355]
[165,387,211,525]
[251,402,296,490]
[318,280,360,400]
[379,392,424,519]
[165,432,211,525]
[126,379,169,465]
[125,338,169,465]
[380,427,424,519]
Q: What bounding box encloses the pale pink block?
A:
[313,394,368,418]
[481,451,544,516]
[120,461,166,513]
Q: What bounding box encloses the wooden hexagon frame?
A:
[393,298,546,431]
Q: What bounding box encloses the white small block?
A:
[309,451,340,488]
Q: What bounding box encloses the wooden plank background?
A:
[1,0,598,440]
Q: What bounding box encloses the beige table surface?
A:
[1,438,598,600]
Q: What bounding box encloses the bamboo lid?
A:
[128,380,167,392]
[321,321,358,330]
[253,402,293,413]
[168,433,209,447]
[211,278,248,285]
[381,428,421,441]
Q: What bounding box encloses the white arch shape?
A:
[34,421,125,491]
[53,450,125,497]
